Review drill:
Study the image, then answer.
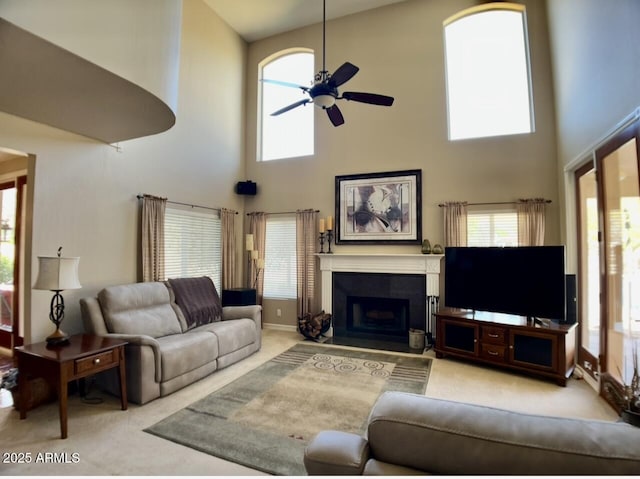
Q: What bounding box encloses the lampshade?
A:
[33,256,81,291]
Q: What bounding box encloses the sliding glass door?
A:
[596,121,640,386]
[575,118,640,405]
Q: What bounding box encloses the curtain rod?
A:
[247,209,320,216]
[438,200,552,207]
[137,194,238,214]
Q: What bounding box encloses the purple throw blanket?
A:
[168,276,222,329]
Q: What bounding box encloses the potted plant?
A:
[619,341,640,426]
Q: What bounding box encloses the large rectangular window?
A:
[263,215,297,299]
[164,208,221,290]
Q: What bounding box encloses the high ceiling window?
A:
[258,50,314,161]
[443,3,534,141]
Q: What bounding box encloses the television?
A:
[444,246,566,321]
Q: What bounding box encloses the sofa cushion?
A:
[156,332,219,382]
[99,282,182,338]
[191,318,256,356]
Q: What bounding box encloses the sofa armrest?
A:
[98,333,162,383]
[304,430,369,475]
[110,333,161,383]
[222,305,262,327]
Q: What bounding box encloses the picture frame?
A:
[335,169,422,245]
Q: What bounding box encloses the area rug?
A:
[144,342,431,475]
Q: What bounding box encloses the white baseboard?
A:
[263,323,297,332]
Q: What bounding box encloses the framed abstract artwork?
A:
[335,169,422,244]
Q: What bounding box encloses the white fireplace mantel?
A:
[317,253,444,317]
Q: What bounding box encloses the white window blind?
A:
[467,209,518,247]
[263,215,297,299]
[164,207,222,290]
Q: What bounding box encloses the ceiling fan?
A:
[262,0,394,127]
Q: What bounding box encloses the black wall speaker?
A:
[235,180,257,195]
[563,274,577,324]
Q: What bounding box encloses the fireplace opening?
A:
[347,296,408,337]
[332,272,426,346]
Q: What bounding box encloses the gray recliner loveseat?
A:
[304,391,640,475]
[80,278,261,404]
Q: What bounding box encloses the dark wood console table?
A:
[434,309,577,386]
[16,334,128,439]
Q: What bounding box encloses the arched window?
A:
[258,49,314,161]
[443,3,534,141]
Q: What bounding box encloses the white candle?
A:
[257,258,265,269]
[245,234,254,251]
[251,250,259,260]
[319,218,325,233]
[327,215,333,230]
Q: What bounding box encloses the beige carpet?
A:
[0,329,619,476]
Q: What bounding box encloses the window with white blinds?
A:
[467,209,518,247]
[164,207,222,289]
[263,215,297,299]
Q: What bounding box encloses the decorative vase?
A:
[421,239,431,254]
[432,244,444,254]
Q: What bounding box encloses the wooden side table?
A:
[15,334,128,439]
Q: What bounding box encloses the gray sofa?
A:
[80,280,261,404]
[304,391,640,475]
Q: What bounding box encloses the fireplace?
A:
[348,296,409,338]
[318,253,443,351]
[332,272,425,344]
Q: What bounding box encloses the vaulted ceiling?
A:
[203,0,408,42]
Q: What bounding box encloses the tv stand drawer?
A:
[482,326,507,345]
[481,343,507,362]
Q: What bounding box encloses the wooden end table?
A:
[15,334,128,439]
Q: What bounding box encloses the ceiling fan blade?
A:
[329,62,359,87]
[326,105,345,127]
[271,99,311,116]
[262,78,310,92]
[342,91,394,106]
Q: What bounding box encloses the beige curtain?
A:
[141,194,167,282]
[249,212,266,303]
[221,208,236,289]
[517,198,546,246]
[296,209,318,317]
[443,201,468,247]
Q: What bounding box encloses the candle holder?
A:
[319,232,326,254]
[326,229,334,254]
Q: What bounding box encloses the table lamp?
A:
[33,247,81,346]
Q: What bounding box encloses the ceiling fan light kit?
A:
[262,0,394,127]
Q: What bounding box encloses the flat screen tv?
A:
[444,246,566,321]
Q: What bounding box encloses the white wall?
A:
[0,0,247,342]
[244,0,560,327]
[547,0,640,167]
[546,0,640,269]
